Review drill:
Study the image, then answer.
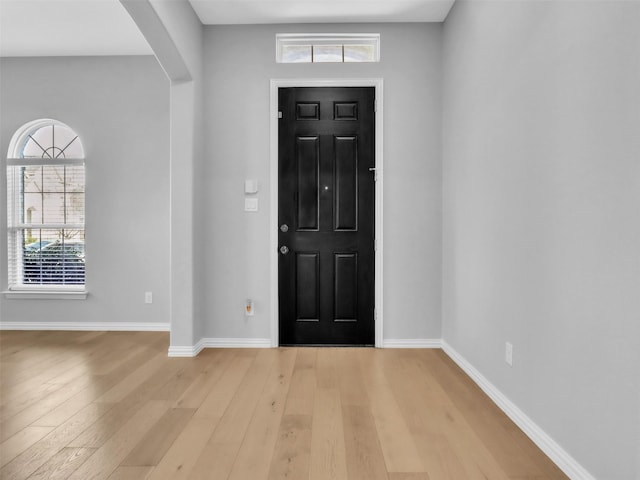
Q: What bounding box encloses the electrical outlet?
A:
[505,342,513,367]
[245,299,254,316]
[145,291,153,304]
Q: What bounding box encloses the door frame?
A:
[269,78,384,348]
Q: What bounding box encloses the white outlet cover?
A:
[505,342,513,366]
[245,197,258,212]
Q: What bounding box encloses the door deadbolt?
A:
[280,245,289,255]
[280,224,289,233]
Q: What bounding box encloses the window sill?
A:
[3,290,88,300]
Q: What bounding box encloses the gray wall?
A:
[442,2,640,478]
[202,23,443,341]
[149,0,206,349]
[0,56,171,327]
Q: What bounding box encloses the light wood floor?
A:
[0,331,568,480]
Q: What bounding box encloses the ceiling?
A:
[190,0,455,25]
[0,0,455,57]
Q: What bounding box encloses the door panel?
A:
[296,136,320,231]
[296,252,320,321]
[279,87,375,345]
[334,136,358,231]
[334,253,358,322]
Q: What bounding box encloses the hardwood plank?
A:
[0,331,43,355]
[27,447,96,480]
[43,334,141,384]
[67,400,170,480]
[145,351,262,480]
[74,331,108,344]
[0,373,97,442]
[391,349,455,406]
[66,359,184,449]
[2,332,134,392]
[267,414,312,480]
[388,474,432,480]
[31,346,167,428]
[315,348,340,389]
[30,387,108,429]
[383,351,468,480]
[508,477,550,480]
[283,347,317,416]
[192,353,256,421]
[1,334,138,415]
[2,356,88,405]
[432,405,512,479]
[309,388,348,480]
[226,348,297,480]
[1,383,64,422]
[187,440,240,480]
[411,433,469,480]
[0,403,114,480]
[171,349,227,409]
[0,426,54,468]
[358,349,424,473]
[150,355,213,402]
[335,348,369,407]
[106,466,154,480]
[94,352,167,404]
[143,417,220,480]
[0,332,67,366]
[120,408,195,467]
[342,404,389,480]
[77,343,147,377]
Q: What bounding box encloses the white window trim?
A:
[3,288,88,300]
[276,33,381,63]
[4,163,87,299]
[5,119,87,299]
[7,158,84,167]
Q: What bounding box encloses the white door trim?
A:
[269,78,384,348]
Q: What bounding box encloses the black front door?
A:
[278,87,375,345]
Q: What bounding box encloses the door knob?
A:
[280,246,289,255]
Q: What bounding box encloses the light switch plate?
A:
[244,179,258,194]
[245,197,258,212]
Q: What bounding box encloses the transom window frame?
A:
[4,118,87,299]
[276,33,381,63]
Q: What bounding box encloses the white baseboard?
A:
[167,344,203,357]
[441,341,596,480]
[168,337,272,357]
[170,338,441,356]
[383,338,442,348]
[0,321,170,331]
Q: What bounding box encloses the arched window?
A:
[6,119,86,291]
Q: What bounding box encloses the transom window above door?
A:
[276,34,380,63]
